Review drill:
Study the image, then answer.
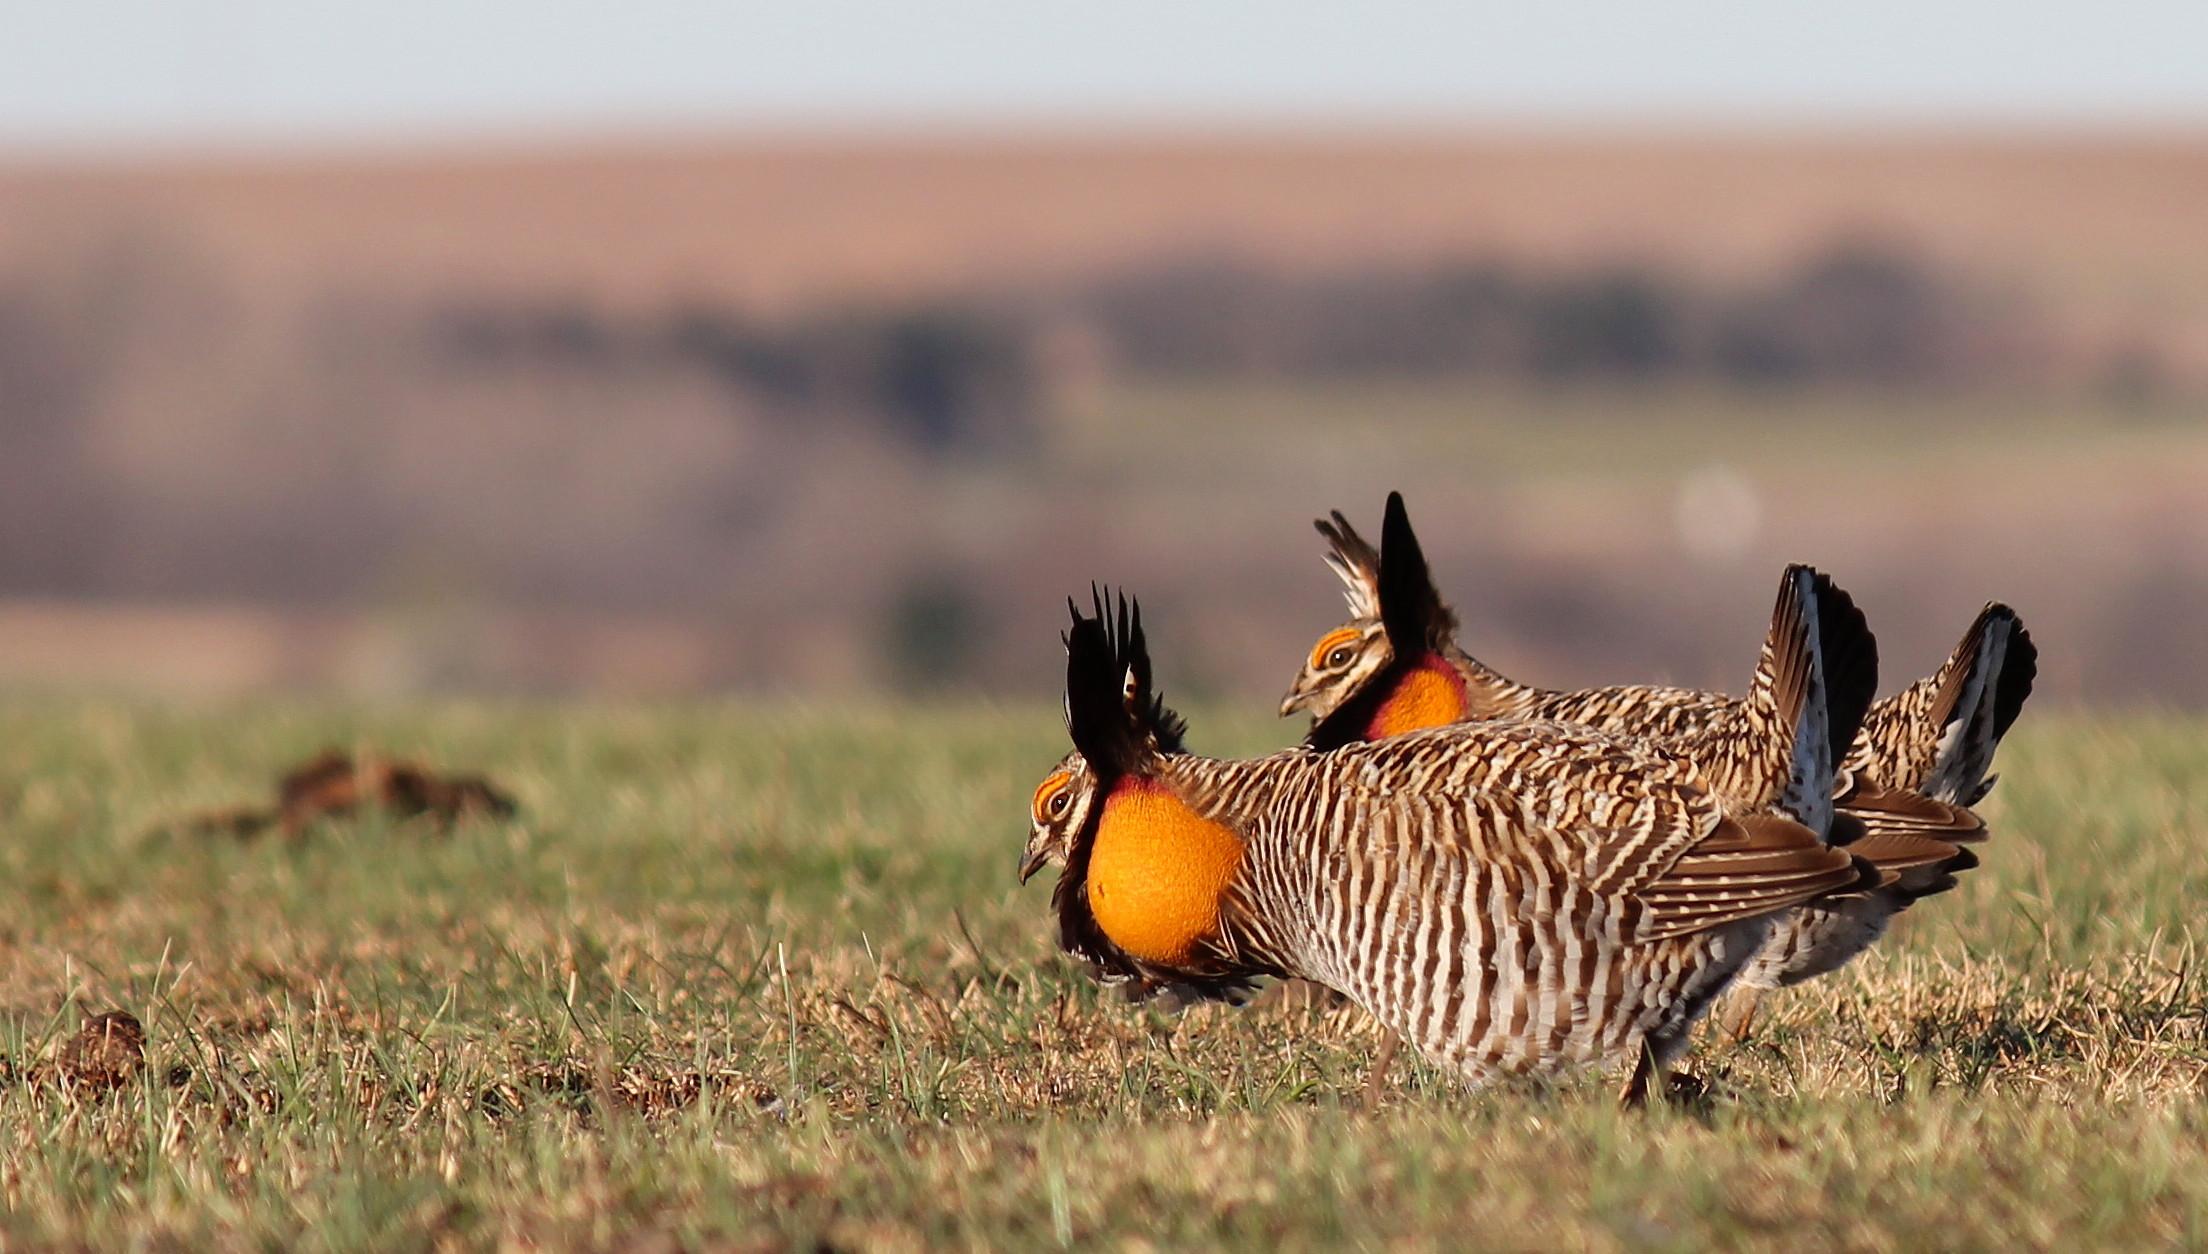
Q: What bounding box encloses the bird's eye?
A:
[1326,647,1354,668]
[1032,770,1075,822]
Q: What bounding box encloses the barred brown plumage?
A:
[1284,494,2025,1006]
[1028,589,1877,1101]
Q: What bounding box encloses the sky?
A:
[3,0,2207,149]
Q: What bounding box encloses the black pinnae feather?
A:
[1378,490,1451,653]
[1064,609,1139,777]
[1148,699,1190,755]
[1062,585,1190,774]
[1125,597,1190,754]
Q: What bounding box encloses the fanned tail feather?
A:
[1728,565,1879,838]
[1891,603,2037,804]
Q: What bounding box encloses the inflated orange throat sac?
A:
[1085,780,1246,966]
[1366,659,1468,739]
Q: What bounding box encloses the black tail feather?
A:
[1991,610,2037,744]
[1812,571,1879,768]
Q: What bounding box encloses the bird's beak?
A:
[1017,843,1051,885]
[1278,687,1310,718]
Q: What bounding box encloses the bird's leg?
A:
[1718,987,1766,1043]
[1360,1029,1402,1110]
[1619,1038,1659,1110]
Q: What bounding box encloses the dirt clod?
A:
[56,1010,146,1094]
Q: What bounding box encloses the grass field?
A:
[3,699,2207,1247]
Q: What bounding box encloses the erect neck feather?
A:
[1084,776,1246,967]
[1366,652,1471,739]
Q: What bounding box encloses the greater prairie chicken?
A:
[1283,494,2018,1013]
[1286,496,2035,810]
[1026,589,1878,1102]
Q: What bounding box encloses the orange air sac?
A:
[1085,780,1247,966]
[1366,660,1469,739]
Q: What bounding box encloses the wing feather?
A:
[1635,813,1873,942]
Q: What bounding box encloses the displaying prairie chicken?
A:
[1281,493,2026,1018]
[1025,589,1880,1103]
[1285,497,2035,813]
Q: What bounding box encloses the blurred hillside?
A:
[2,132,2205,704]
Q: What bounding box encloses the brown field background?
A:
[2,131,2205,705]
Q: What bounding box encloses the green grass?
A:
[2,699,2206,1248]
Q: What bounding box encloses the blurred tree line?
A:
[411,236,2053,455]
[427,302,1038,459]
[0,229,2160,694]
[1072,239,2024,385]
